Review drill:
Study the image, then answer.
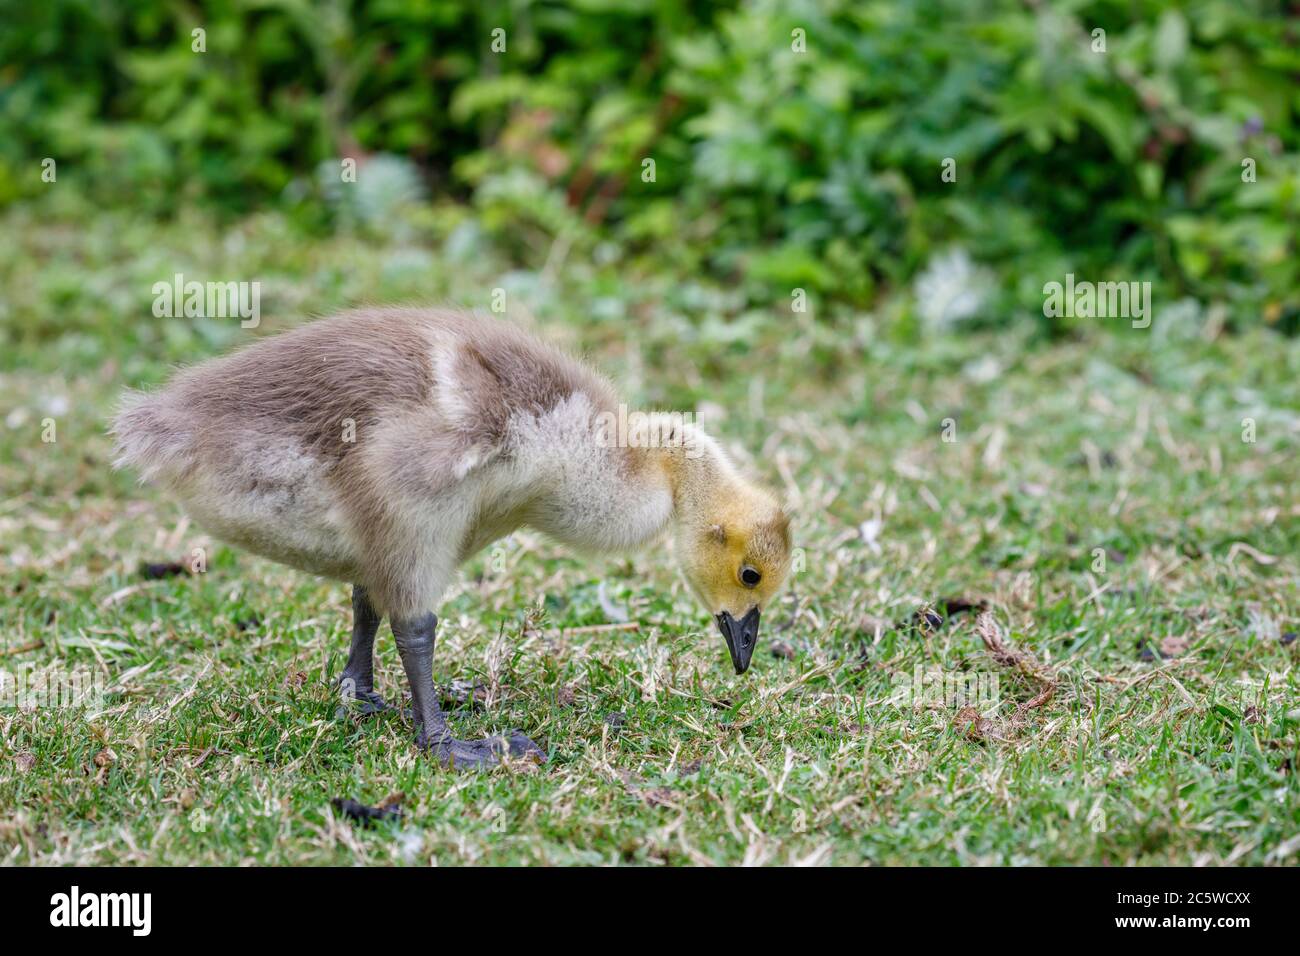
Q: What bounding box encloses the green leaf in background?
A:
[0,0,1294,327]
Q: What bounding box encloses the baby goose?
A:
[113,308,792,768]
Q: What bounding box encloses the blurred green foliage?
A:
[1,0,1296,327]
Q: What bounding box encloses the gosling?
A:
[113,308,792,768]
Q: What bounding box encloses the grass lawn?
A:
[1,203,1297,865]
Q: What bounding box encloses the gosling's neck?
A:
[637,422,744,526]
[526,412,741,554]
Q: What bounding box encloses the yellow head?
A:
[675,479,792,674]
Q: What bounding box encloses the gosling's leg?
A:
[336,584,392,716]
[391,611,545,769]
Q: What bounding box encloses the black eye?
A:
[740,565,761,588]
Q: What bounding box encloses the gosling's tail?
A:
[110,389,194,485]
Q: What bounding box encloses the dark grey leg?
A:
[391,611,546,769]
[336,585,391,716]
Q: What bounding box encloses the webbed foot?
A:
[418,730,547,770]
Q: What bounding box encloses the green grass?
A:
[1,200,1297,865]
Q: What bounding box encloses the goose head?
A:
[675,479,792,674]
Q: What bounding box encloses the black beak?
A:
[715,607,761,675]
